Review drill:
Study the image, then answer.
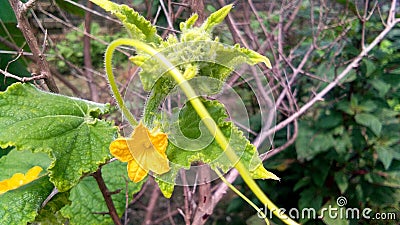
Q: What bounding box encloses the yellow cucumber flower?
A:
[0,166,43,194]
[110,122,170,182]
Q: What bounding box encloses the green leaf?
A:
[34,192,70,225]
[293,177,311,191]
[0,83,117,191]
[299,187,322,212]
[354,113,382,136]
[370,79,391,97]
[0,0,16,23]
[140,41,271,125]
[232,44,272,68]
[154,165,179,198]
[381,171,400,188]
[0,176,54,225]
[363,58,376,77]
[319,199,349,225]
[201,4,233,33]
[376,146,395,170]
[295,123,335,160]
[54,0,85,17]
[155,99,270,197]
[60,160,145,225]
[90,0,161,44]
[0,149,54,225]
[334,171,349,194]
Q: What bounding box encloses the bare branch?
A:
[255,11,400,148]
[8,0,59,93]
[92,168,122,225]
[84,0,99,101]
[192,167,212,225]
[142,179,160,225]
[1,68,46,83]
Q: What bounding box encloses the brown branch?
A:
[1,68,46,82]
[8,0,59,93]
[84,0,99,101]
[92,169,122,225]
[0,35,84,97]
[255,11,400,145]
[190,0,205,26]
[261,119,298,161]
[142,179,160,225]
[217,0,250,48]
[180,170,192,225]
[210,0,400,216]
[123,176,130,225]
[152,209,179,224]
[191,167,212,225]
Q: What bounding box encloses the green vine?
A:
[105,38,298,225]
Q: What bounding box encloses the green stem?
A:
[105,40,138,126]
[105,38,299,225]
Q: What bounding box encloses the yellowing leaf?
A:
[250,164,280,181]
[109,122,170,182]
[0,166,43,194]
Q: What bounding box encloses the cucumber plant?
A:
[0,1,298,224]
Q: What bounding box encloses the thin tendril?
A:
[215,169,270,225]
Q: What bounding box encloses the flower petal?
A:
[127,122,170,175]
[0,166,43,194]
[109,138,134,162]
[127,159,148,182]
[149,131,168,158]
[25,166,43,180]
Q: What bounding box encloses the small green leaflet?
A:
[0,83,117,191]
[90,0,161,44]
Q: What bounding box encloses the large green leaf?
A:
[0,83,117,191]
[60,160,145,225]
[0,176,54,225]
[155,99,276,197]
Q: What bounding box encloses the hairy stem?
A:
[105,41,139,126]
